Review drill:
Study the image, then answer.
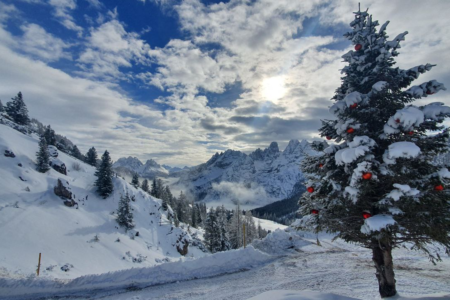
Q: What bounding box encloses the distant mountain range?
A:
[113,140,319,209]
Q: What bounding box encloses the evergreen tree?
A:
[85,147,98,167]
[43,125,56,146]
[95,150,114,198]
[165,185,173,206]
[297,7,450,298]
[150,178,157,197]
[244,210,257,244]
[36,136,50,173]
[0,99,4,112]
[156,178,164,198]
[131,173,140,189]
[71,145,84,160]
[116,191,134,231]
[228,202,243,249]
[5,92,30,125]
[204,208,220,253]
[217,205,231,251]
[162,194,169,211]
[141,179,149,193]
[191,202,197,228]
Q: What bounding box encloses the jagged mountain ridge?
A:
[175,139,318,208]
[113,156,170,179]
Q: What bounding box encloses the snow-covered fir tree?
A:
[116,191,134,231]
[150,178,157,197]
[0,99,4,112]
[216,205,231,251]
[43,125,56,146]
[85,147,98,167]
[71,145,84,161]
[204,207,220,253]
[141,179,149,193]
[36,136,50,173]
[228,202,243,249]
[297,7,450,298]
[5,92,30,125]
[244,210,257,244]
[131,173,140,189]
[95,150,114,198]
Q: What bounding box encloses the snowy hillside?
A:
[0,123,205,280]
[112,156,169,179]
[175,140,319,209]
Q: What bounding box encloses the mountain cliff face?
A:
[113,157,169,179]
[175,140,318,208]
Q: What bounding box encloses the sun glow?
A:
[261,76,286,102]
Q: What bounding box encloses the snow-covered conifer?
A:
[116,191,134,231]
[131,173,140,189]
[85,147,98,167]
[71,145,84,161]
[36,136,50,173]
[204,208,220,253]
[6,92,30,125]
[150,178,157,197]
[141,179,149,193]
[297,6,450,298]
[228,202,243,249]
[217,205,231,251]
[0,99,4,112]
[95,150,114,198]
[43,125,56,146]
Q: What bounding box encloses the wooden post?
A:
[243,223,246,248]
[37,253,41,276]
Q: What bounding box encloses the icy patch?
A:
[387,142,420,159]
[361,215,396,234]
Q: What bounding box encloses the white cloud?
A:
[78,19,151,80]
[48,0,84,36]
[20,24,72,62]
[0,2,18,25]
[85,0,103,9]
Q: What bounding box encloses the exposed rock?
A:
[4,150,15,158]
[54,178,72,200]
[49,158,67,175]
[63,199,78,207]
[48,145,58,158]
[17,163,22,167]
[176,232,190,256]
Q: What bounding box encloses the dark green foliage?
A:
[131,173,140,189]
[71,145,84,161]
[141,179,149,193]
[204,208,220,253]
[85,147,98,167]
[95,150,114,198]
[36,136,50,173]
[116,191,134,231]
[5,92,30,125]
[150,178,157,197]
[43,125,56,146]
[0,99,4,112]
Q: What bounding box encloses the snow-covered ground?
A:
[0,123,205,281]
[253,216,287,232]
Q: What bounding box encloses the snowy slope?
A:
[0,124,205,280]
[175,140,318,209]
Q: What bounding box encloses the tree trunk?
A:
[372,243,396,298]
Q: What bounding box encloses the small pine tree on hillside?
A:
[36,136,50,173]
[71,145,84,161]
[165,185,173,206]
[150,178,157,197]
[0,99,4,112]
[5,92,30,125]
[131,173,140,189]
[141,179,149,193]
[116,191,134,231]
[85,147,98,167]
[297,6,450,298]
[204,207,220,253]
[228,202,243,249]
[95,150,114,198]
[43,125,56,146]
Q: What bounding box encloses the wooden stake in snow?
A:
[37,253,41,276]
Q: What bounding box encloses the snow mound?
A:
[387,142,421,159]
[248,290,359,300]
[252,229,312,256]
[361,215,396,234]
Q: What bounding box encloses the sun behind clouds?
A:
[260,76,286,103]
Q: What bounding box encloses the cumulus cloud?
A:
[208,181,270,208]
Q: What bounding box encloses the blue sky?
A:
[0,0,449,166]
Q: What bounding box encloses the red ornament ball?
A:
[362,212,372,219]
[355,44,362,51]
[318,163,324,168]
[307,187,314,193]
[408,131,414,136]
[311,209,319,215]
[395,119,401,123]
[350,103,358,109]
[434,185,444,191]
[362,172,372,180]
[326,136,332,140]
[426,91,434,95]
[346,128,355,134]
